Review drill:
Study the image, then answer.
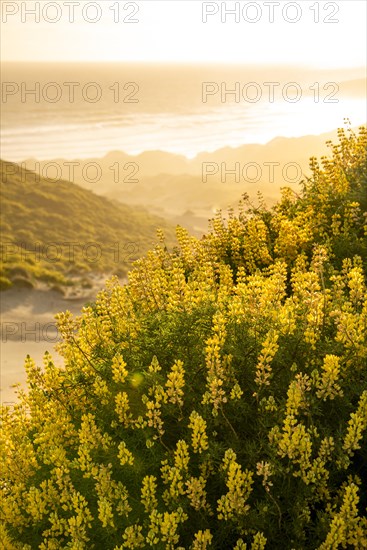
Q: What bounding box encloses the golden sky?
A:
[1,0,366,67]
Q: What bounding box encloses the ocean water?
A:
[1,62,366,160]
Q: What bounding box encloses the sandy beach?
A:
[0,280,108,405]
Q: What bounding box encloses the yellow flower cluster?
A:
[202,313,230,415]
[165,360,185,407]
[254,330,279,388]
[141,475,158,513]
[217,449,254,521]
[276,415,313,482]
[112,354,129,384]
[343,390,367,459]
[144,381,167,439]
[161,440,190,503]
[115,391,133,427]
[319,483,367,549]
[192,529,213,549]
[118,441,134,466]
[146,507,188,548]
[285,372,312,416]
[188,411,209,453]
[256,461,273,489]
[233,532,267,549]
[120,524,145,548]
[316,355,343,401]
[185,475,209,512]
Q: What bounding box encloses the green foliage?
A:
[1,126,367,549]
[0,160,175,289]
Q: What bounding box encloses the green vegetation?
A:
[1,126,367,549]
[0,160,175,290]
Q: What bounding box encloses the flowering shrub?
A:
[1,126,366,549]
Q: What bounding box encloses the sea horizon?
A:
[1,61,366,161]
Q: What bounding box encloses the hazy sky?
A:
[1,0,366,67]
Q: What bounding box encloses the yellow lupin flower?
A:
[251,532,267,549]
[186,476,208,511]
[112,354,129,384]
[233,539,247,550]
[316,355,343,401]
[319,483,366,549]
[141,475,158,513]
[255,330,279,387]
[343,390,367,458]
[115,392,133,427]
[117,441,134,466]
[192,529,213,549]
[165,360,185,407]
[217,449,253,521]
[121,524,145,548]
[189,411,209,453]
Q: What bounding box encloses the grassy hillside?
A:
[0,160,175,290]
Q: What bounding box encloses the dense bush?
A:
[1,126,366,549]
